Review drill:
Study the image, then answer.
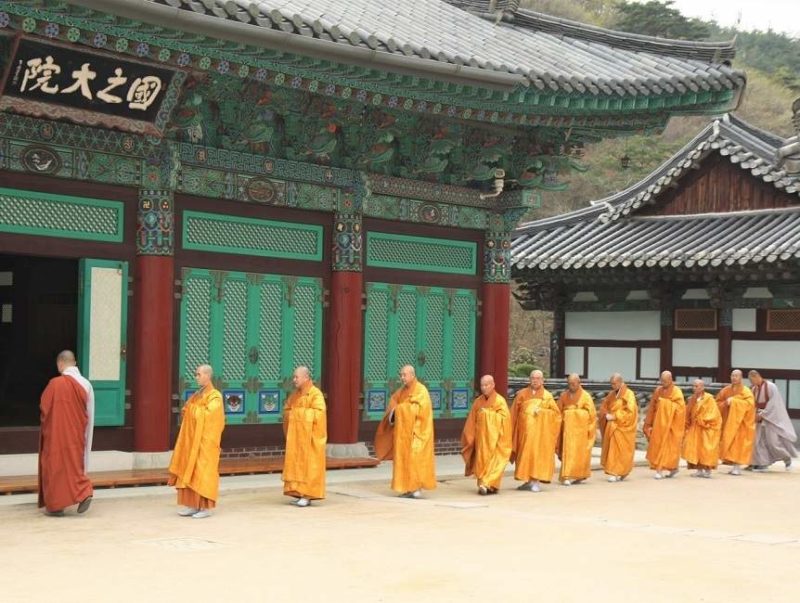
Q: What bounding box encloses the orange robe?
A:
[168,386,225,509]
[716,384,756,465]
[511,387,562,483]
[461,392,512,490]
[682,392,722,469]
[644,385,686,471]
[282,383,327,500]
[599,386,638,478]
[374,379,436,493]
[38,375,93,512]
[557,387,597,482]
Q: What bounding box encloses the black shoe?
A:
[77,496,92,514]
[45,509,65,517]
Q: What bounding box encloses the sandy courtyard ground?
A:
[1,457,798,603]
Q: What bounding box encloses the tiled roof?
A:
[511,115,800,273]
[600,114,799,222]
[154,0,745,97]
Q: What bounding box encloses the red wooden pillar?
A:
[132,191,174,451]
[326,270,363,443]
[325,206,364,446]
[481,231,512,398]
[480,282,511,398]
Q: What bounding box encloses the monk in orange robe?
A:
[557,373,596,486]
[716,369,756,476]
[461,375,512,495]
[38,350,94,517]
[683,379,722,478]
[644,371,686,479]
[283,366,327,507]
[511,369,561,492]
[599,373,638,482]
[374,365,436,498]
[168,364,225,518]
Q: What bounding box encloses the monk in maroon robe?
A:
[38,350,94,516]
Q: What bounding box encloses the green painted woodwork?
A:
[363,283,477,419]
[0,186,123,242]
[366,194,488,230]
[78,258,128,427]
[181,210,323,261]
[178,268,322,425]
[366,232,477,275]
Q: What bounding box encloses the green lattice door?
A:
[178,268,322,425]
[77,259,128,426]
[363,283,476,419]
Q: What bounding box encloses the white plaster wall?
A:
[672,338,719,368]
[732,341,800,371]
[587,347,636,381]
[732,308,757,332]
[565,311,660,340]
[639,348,661,379]
[565,346,584,376]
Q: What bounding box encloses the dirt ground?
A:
[1,460,798,603]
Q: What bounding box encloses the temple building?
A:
[512,113,800,423]
[0,0,744,457]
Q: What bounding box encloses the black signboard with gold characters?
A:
[0,37,181,135]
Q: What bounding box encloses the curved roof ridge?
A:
[445,0,736,61]
[507,7,736,62]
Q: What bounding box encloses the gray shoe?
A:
[77,496,92,514]
[667,469,679,478]
[295,497,310,507]
[530,482,541,493]
[191,509,211,519]
[410,490,422,499]
[178,506,199,517]
[785,459,793,471]
[516,481,532,491]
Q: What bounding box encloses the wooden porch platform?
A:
[0,456,379,495]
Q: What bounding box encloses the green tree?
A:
[614,0,710,39]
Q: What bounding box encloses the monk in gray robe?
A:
[748,370,797,471]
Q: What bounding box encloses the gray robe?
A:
[752,380,797,466]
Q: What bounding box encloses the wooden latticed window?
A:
[674,308,717,331]
[767,309,800,333]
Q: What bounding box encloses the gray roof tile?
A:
[512,115,800,273]
[155,0,745,97]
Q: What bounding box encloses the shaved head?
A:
[529,369,544,390]
[399,365,416,387]
[692,379,705,396]
[660,371,673,388]
[567,373,581,392]
[292,365,312,389]
[731,369,743,385]
[55,350,77,374]
[195,364,214,388]
[57,350,76,365]
[610,373,624,391]
[480,375,495,397]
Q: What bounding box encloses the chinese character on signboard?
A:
[4,38,175,122]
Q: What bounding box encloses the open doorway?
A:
[0,255,78,427]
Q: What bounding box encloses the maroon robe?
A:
[38,375,93,512]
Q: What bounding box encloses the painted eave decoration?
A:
[0,0,747,190]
